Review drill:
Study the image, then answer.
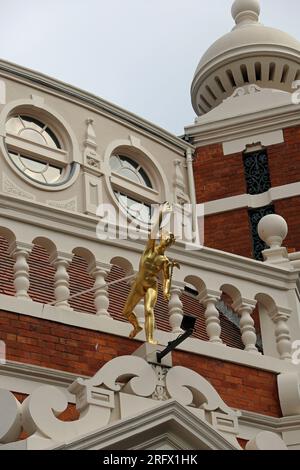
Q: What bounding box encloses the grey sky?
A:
[1,0,300,135]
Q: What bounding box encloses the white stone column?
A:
[235,302,259,354]
[272,311,292,360]
[89,263,111,317]
[8,242,33,300]
[200,291,223,344]
[49,253,73,310]
[168,284,184,334]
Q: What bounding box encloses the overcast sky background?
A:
[1,0,300,135]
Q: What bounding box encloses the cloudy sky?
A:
[1,0,300,135]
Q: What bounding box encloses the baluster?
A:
[9,242,33,300]
[168,284,184,334]
[235,302,259,354]
[201,292,223,344]
[272,312,292,360]
[49,253,73,310]
[89,263,111,317]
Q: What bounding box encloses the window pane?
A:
[119,167,141,183]
[24,169,46,183]
[20,156,47,173]
[6,117,23,134]
[19,128,46,145]
[110,155,121,170]
[110,154,152,188]
[6,115,61,149]
[44,166,62,184]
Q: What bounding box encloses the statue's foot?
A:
[148,339,158,345]
[129,325,143,339]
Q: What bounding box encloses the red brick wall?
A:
[204,208,253,258]
[275,196,300,253]
[193,144,246,203]
[0,311,281,417]
[268,126,300,187]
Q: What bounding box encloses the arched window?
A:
[5,114,70,186]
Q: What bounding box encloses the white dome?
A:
[191,0,300,115]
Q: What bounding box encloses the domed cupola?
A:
[191,0,300,115]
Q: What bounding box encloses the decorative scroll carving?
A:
[0,355,240,449]
[82,355,157,397]
[21,385,111,443]
[0,390,22,444]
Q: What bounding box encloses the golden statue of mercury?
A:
[123,203,179,344]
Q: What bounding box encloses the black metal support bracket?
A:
[156,328,194,363]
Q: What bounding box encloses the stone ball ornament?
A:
[231,0,261,24]
[258,214,288,249]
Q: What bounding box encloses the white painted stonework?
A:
[0,353,243,450]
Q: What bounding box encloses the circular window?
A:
[110,154,155,224]
[5,115,69,186]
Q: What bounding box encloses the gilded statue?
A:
[123,203,179,344]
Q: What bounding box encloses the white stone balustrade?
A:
[8,241,33,300]
[1,210,300,364]
[49,252,73,310]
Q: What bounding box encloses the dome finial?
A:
[231,0,260,26]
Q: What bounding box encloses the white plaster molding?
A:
[0,80,6,105]
[0,361,86,403]
[185,97,300,147]
[278,372,300,417]
[246,431,288,450]
[0,355,242,450]
[203,181,300,216]
[2,174,36,201]
[0,390,22,443]
[46,197,78,212]
[0,60,191,156]
[56,400,240,450]
[239,409,300,443]
[222,130,284,156]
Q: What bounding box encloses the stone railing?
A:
[0,212,300,365]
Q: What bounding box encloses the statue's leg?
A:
[144,286,158,345]
[123,284,143,339]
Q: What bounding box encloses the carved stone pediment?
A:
[0,354,242,450]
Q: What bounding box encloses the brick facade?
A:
[193,144,246,203]
[275,196,300,253]
[268,126,300,188]
[204,208,253,258]
[0,310,280,417]
[194,124,300,259]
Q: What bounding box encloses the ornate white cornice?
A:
[185,102,300,147]
[0,59,193,155]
